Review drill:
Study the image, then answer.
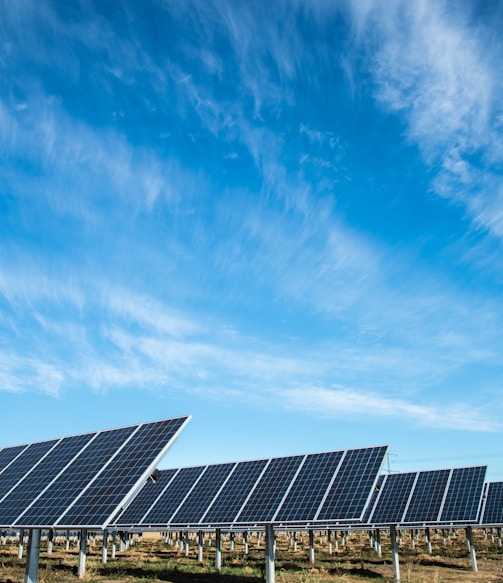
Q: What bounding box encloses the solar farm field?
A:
[1,529,503,583]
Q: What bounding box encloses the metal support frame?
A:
[390,525,400,583]
[309,529,315,564]
[111,531,116,559]
[466,526,478,573]
[47,529,54,554]
[24,529,41,583]
[375,529,381,558]
[78,529,87,580]
[265,524,275,583]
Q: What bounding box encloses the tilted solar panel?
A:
[316,446,387,522]
[274,451,344,522]
[365,465,487,526]
[201,459,268,524]
[0,416,190,529]
[405,469,450,523]
[480,482,503,526]
[440,466,486,523]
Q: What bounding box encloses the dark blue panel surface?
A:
[405,470,450,523]
[317,446,387,521]
[0,433,94,524]
[237,455,304,523]
[114,469,178,526]
[0,440,58,502]
[141,466,205,525]
[370,472,417,524]
[0,446,27,473]
[171,463,235,524]
[481,482,503,525]
[440,466,486,523]
[275,451,344,522]
[58,418,187,526]
[202,459,268,524]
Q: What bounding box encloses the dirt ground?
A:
[1,528,502,582]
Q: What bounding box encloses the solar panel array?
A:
[479,482,503,526]
[364,466,486,527]
[0,416,190,529]
[112,446,388,528]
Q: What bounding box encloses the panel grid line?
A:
[139,469,181,525]
[167,466,209,524]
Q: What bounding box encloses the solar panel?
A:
[365,466,487,526]
[110,445,387,528]
[0,416,190,529]
[201,459,268,524]
[405,470,450,523]
[440,466,486,523]
[171,463,235,525]
[274,451,344,522]
[480,482,503,526]
[140,466,205,525]
[316,446,387,522]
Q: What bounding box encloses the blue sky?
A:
[1,0,503,481]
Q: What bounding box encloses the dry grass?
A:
[1,528,502,582]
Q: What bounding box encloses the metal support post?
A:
[244,531,249,554]
[309,530,315,565]
[47,530,54,554]
[18,529,25,559]
[425,527,432,555]
[390,525,400,583]
[102,529,108,564]
[327,530,332,555]
[78,530,87,580]
[184,531,189,557]
[466,526,478,573]
[197,530,204,563]
[215,529,222,571]
[375,529,382,558]
[111,531,116,559]
[24,529,41,583]
[265,524,275,583]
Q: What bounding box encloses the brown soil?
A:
[1,529,502,582]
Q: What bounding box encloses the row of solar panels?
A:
[111,459,497,530]
[0,416,501,530]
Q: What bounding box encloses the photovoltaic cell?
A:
[201,459,268,525]
[440,466,486,523]
[317,446,387,522]
[237,456,304,523]
[171,463,235,524]
[480,482,503,526]
[274,451,344,522]
[405,470,450,523]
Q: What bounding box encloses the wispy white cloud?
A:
[281,385,500,432]
[347,0,503,240]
